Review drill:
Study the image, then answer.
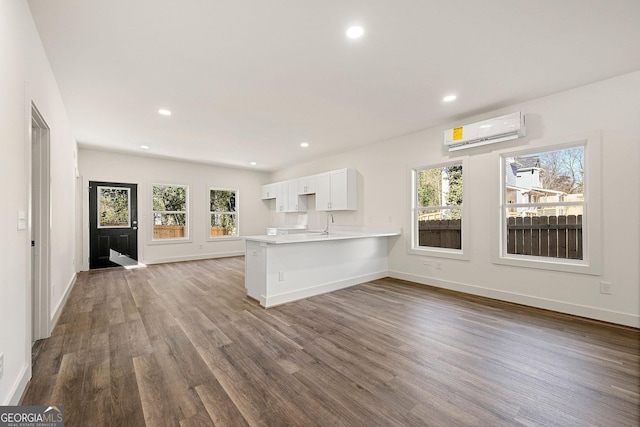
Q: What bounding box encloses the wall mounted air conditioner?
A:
[443,112,526,151]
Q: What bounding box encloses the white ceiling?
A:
[28,0,640,171]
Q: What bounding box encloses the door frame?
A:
[88,181,139,269]
[81,177,142,271]
[29,102,51,341]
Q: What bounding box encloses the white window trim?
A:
[150,183,191,244]
[408,157,470,260]
[207,187,241,241]
[492,131,602,275]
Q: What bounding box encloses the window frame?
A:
[409,157,469,260]
[151,183,190,243]
[97,186,131,229]
[207,187,240,241]
[493,131,602,275]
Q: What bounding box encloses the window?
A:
[411,160,467,259]
[495,132,602,274]
[209,188,238,238]
[98,186,130,228]
[152,184,188,240]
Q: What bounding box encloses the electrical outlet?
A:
[278,271,285,281]
[0,352,4,380]
[600,281,612,295]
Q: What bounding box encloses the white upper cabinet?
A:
[276,180,307,212]
[264,169,356,212]
[261,183,277,199]
[298,175,316,195]
[316,168,357,211]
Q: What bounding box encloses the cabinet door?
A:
[317,169,356,211]
[329,169,349,210]
[261,183,277,199]
[286,180,307,212]
[275,182,287,212]
[315,173,331,211]
[298,176,316,195]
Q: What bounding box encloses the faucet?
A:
[323,212,334,234]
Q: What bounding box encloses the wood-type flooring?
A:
[21,257,640,426]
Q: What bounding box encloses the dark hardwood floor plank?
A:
[175,307,233,348]
[147,328,209,421]
[133,353,182,427]
[109,355,146,427]
[195,383,249,427]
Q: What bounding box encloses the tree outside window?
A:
[152,184,188,239]
[210,189,237,237]
[414,163,463,250]
[98,187,130,228]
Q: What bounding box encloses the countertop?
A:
[243,227,401,245]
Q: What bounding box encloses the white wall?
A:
[78,149,270,267]
[0,1,78,404]
[271,72,640,327]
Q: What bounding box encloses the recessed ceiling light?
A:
[158,109,172,116]
[140,145,150,150]
[443,95,457,102]
[250,161,257,166]
[346,26,364,39]
[300,142,309,148]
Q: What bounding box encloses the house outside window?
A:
[209,188,238,238]
[411,159,468,259]
[503,147,584,259]
[495,132,602,275]
[152,184,189,240]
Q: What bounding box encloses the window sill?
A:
[493,253,601,276]
[207,235,242,242]
[408,246,469,261]
[149,237,192,245]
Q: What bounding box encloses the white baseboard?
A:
[389,270,640,328]
[143,251,245,265]
[5,363,30,405]
[262,271,388,308]
[50,273,77,332]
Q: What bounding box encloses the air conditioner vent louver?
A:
[444,112,526,151]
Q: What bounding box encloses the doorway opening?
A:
[31,103,51,343]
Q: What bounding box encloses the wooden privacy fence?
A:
[153,225,234,238]
[210,226,234,236]
[418,219,461,249]
[507,215,582,259]
[419,215,583,259]
[153,225,186,239]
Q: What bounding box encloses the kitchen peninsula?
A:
[244,227,401,307]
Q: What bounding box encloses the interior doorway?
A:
[31,103,51,342]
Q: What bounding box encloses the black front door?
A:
[89,181,138,269]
